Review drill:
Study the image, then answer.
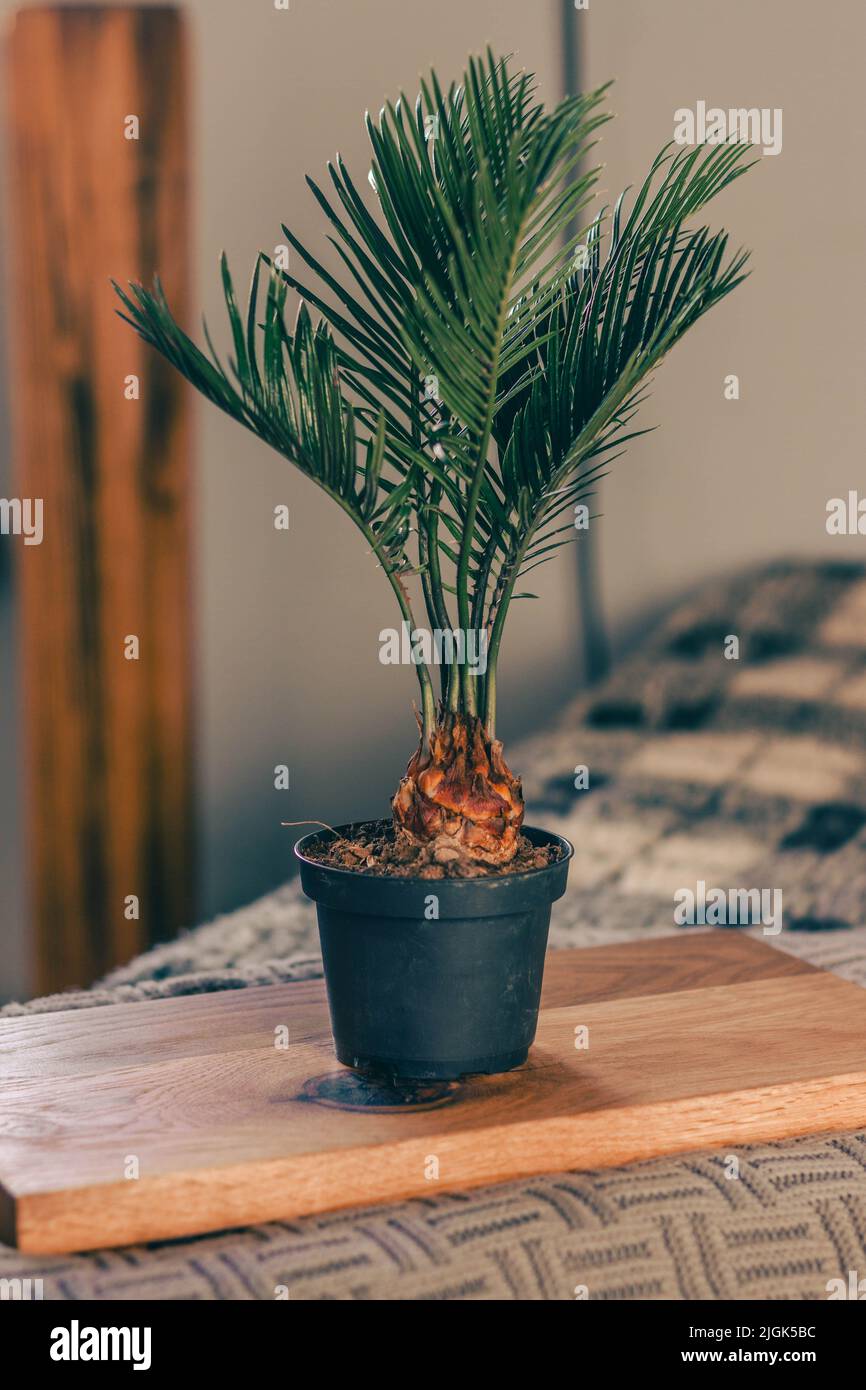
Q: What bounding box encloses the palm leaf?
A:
[113,52,756,733]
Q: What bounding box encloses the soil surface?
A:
[301,819,562,879]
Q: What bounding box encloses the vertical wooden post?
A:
[6,7,194,992]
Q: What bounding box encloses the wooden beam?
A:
[6,7,194,992]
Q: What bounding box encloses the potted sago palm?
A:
[115,52,753,1080]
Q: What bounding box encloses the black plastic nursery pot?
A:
[295,823,574,1081]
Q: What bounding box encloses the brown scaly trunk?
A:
[392,710,524,873]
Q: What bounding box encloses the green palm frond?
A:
[114,50,755,740]
[114,264,381,522]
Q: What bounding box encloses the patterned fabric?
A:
[4,1133,866,1301]
[3,559,866,1300]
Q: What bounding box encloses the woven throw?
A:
[3,559,866,1300]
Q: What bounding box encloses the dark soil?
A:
[301,819,562,880]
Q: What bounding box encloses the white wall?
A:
[582,0,866,647]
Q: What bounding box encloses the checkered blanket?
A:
[3,559,866,1299]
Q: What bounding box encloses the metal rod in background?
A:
[561,0,610,685]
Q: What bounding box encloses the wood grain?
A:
[5,6,194,992]
[0,933,862,1254]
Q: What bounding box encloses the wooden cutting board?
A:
[2,931,866,1254]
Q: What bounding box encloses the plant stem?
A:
[388,569,436,741]
[335,482,435,743]
[483,664,498,739]
[455,228,524,717]
[421,480,456,710]
[456,467,483,717]
[483,564,518,738]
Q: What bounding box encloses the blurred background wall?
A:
[1,0,864,998]
[584,0,866,650]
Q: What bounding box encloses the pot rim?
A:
[293,819,574,884]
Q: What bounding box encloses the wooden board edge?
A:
[14,1069,866,1254]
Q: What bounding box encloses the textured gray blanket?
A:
[3,560,866,1299]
